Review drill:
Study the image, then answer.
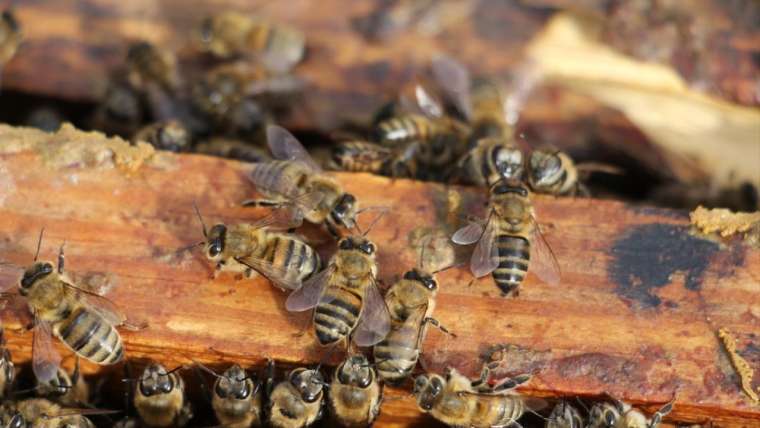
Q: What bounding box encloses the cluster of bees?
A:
[0,7,682,428]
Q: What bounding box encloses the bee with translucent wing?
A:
[4,230,142,385]
[452,179,560,296]
[193,204,320,291]
[285,213,391,348]
[245,125,360,238]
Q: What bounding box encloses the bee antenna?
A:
[161,365,185,376]
[193,202,208,238]
[361,207,388,237]
[431,261,466,275]
[33,228,45,262]
[191,359,222,379]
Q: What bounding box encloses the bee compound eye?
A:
[339,239,352,250]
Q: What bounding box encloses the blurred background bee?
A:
[330,139,418,179]
[191,205,320,291]
[0,397,106,427]
[246,125,361,238]
[286,232,390,348]
[0,9,21,71]
[194,361,262,428]
[132,120,192,153]
[125,41,179,93]
[0,331,14,399]
[131,363,192,428]
[198,11,305,73]
[545,400,584,428]
[587,397,674,428]
[452,179,560,296]
[373,241,454,384]
[413,366,537,428]
[528,148,624,197]
[194,137,271,163]
[265,360,325,428]
[328,354,383,427]
[4,231,139,385]
[34,358,89,408]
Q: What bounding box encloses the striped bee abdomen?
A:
[314,288,362,345]
[55,306,123,365]
[250,160,305,197]
[492,235,530,296]
[374,320,422,384]
[262,235,321,287]
[376,115,433,146]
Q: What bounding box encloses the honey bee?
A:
[192,205,320,290]
[527,149,622,197]
[330,140,417,179]
[194,362,262,428]
[429,56,526,186]
[413,366,535,428]
[587,398,674,428]
[374,83,468,172]
[546,400,584,428]
[91,82,144,136]
[195,137,271,163]
[35,358,89,407]
[286,231,391,348]
[452,179,560,296]
[125,41,179,92]
[1,9,21,72]
[10,231,135,384]
[0,398,99,428]
[373,248,454,384]
[199,12,305,72]
[0,331,14,399]
[265,360,326,428]
[246,125,361,238]
[133,363,192,428]
[133,120,191,153]
[328,354,383,427]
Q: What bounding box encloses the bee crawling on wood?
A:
[413,365,540,428]
[191,204,321,291]
[528,148,623,197]
[286,212,391,348]
[246,125,362,238]
[452,179,560,296]
[0,229,143,385]
[265,359,326,428]
[328,354,383,427]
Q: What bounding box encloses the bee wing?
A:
[414,84,443,119]
[63,282,145,331]
[33,319,62,384]
[285,266,334,312]
[352,279,391,347]
[451,221,484,245]
[234,255,303,291]
[247,203,309,230]
[576,162,625,176]
[470,218,498,278]
[0,262,22,293]
[431,55,472,121]
[529,217,561,286]
[266,125,323,173]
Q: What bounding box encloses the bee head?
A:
[40,366,73,396]
[206,224,227,260]
[155,121,190,152]
[336,355,373,388]
[589,403,620,428]
[403,268,438,291]
[216,364,254,400]
[20,262,54,294]
[413,374,443,411]
[549,402,583,428]
[290,368,325,403]
[330,193,358,230]
[338,236,376,256]
[494,145,524,180]
[2,10,19,33]
[139,364,176,397]
[7,413,26,428]
[330,144,353,168]
[126,41,153,65]
[529,150,563,187]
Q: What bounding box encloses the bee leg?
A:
[325,222,340,239]
[265,358,276,397]
[241,198,282,208]
[576,182,591,198]
[469,365,491,391]
[492,373,531,392]
[423,317,455,337]
[57,241,66,274]
[648,397,676,428]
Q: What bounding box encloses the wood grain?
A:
[0,124,758,426]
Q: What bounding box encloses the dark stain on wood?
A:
[608,224,720,307]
